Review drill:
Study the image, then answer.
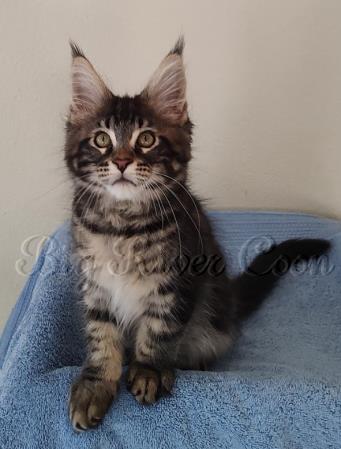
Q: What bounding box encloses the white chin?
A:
[105,183,141,201]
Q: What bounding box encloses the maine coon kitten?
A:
[65,38,330,431]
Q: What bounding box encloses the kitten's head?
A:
[65,38,193,203]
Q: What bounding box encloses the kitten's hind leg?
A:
[176,317,236,371]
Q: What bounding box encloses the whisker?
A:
[30,173,89,203]
[151,180,183,260]
[140,182,160,223]
[159,181,204,253]
[151,188,166,230]
[74,181,97,207]
[152,170,201,237]
[78,182,99,223]
[141,181,168,232]
[143,181,166,230]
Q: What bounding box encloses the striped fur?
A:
[66,39,330,431]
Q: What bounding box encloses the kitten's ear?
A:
[142,37,188,125]
[69,42,111,123]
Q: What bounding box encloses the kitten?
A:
[65,38,330,431]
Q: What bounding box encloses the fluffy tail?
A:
[234,238,331,320]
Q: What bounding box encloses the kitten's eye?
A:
[137,131,156,148]
[94,132,111,148]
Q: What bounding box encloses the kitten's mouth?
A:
[112,177,135,186]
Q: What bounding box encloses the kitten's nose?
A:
[114,158,133,173]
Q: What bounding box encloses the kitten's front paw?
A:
[126,361,175,404]
[69,378,118,431]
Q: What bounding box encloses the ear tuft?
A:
[69,42,111,124]
[69,40,85,58]
[169,35,185,56]
[142,38,187,125]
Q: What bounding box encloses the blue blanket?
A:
[1,211,340,449]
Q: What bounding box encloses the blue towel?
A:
[1,211,340,449]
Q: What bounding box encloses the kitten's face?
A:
[65,39,192,203]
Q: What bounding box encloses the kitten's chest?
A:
[79,232,163,324]
[83,232,152,275]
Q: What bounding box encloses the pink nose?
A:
[114,158,133,173]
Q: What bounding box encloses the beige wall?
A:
[1,0,341,329]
